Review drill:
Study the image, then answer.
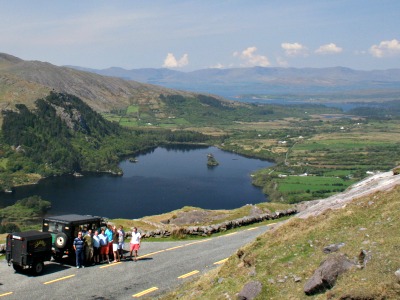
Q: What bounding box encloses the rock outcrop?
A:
[304,253,356,295]
[237,281,262,300]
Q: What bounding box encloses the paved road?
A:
[0,224,272,299]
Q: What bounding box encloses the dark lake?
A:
[0,145,273,219]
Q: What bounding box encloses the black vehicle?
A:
[42,214,106,262]
[6,230,53,275]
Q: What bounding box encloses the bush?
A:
[0,223,21,233]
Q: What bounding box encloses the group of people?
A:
[72,224,141,269]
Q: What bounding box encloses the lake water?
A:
[0,146,273,219]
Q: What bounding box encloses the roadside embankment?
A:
[140,208,297,238]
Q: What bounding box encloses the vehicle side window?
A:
[90,223,96,230]
[48,222,59,232]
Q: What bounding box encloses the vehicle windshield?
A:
[44,221,60,233]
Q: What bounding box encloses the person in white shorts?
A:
[129,227,141,261]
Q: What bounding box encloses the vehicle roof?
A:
[12,230,51,239]
[43,214,103,223]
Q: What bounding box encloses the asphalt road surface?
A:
[0,224,273,299]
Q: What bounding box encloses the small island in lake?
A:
[128,157,138,163]
[207,153,219,167]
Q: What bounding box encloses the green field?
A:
[277,175,350,192]
[119,118,138,127]
[126,105,139,114]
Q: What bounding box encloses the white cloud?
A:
[209,63,225,69]
[162,53,189,68]
[281,42,307,56]
[233,46,270,67]
[315,43,343,54]
[369,39,400,58]
[276,56,289,67]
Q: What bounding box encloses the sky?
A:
[1,0,399,71]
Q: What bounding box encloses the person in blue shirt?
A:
[105,224,114,261]
[73,231,85,268]
[92,230,101,264]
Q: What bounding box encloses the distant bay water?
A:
[0,146,273,219]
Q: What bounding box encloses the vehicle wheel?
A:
[55,233,68,249]
[12,264,23,272]
[32,261,44,275]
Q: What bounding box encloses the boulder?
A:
[304,253,355,295]
[237,281,262,300]
[395,269,400,282]
[322,242,345,254]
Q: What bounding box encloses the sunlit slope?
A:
[0,53,190,113]
[161,175,400,299]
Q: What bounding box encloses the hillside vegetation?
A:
[0,92,211,190]
[160,181,400,299]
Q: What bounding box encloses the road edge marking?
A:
[224,232,238,237]
[43,274,75,285]
[132,287,158,298]
[178,270,200,279]
[0,292,13,297]
[214,258,229,265]
[165,245,185,251]
[99,261,122,268]
[139,249,166,259]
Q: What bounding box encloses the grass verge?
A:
[159,185,400,299]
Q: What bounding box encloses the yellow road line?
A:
[132,287,158,298]
[178,270,200,279]
[43,274,75,285]
[246,227,258,231]
[184,239,211,246]
[139,249,166,259]
[99,261,122,269]
[224,232,238,237]
[165,245,185,251]
[213,258,229,265]
[0,292,13,298]
[268,222,277,226]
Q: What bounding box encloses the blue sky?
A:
[1,1,399,71]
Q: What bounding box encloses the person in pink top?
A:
[129,227,141,261]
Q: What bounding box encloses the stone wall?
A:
[140,208,297,238]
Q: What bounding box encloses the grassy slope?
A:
[160,185,400,299]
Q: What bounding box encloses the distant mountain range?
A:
[68,65,400,97]
[1,52,399,114]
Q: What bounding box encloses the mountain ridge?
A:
[66,64,400,96]
[0,53,194,113]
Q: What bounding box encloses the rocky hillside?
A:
[0,53,192,113]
